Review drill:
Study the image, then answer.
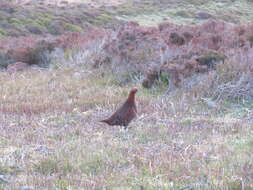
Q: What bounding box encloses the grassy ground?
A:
[115,0,253,25]
[1,0,253,39]
[0,64,252,189]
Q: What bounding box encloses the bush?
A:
[0,52,14,69]
[26,40,56,67]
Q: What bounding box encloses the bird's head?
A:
[127,88,138,101]
[126,88,138,103]
[130,88,138,94]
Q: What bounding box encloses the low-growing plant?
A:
[34,158,73,176]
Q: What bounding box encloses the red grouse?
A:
[100,88,138,128]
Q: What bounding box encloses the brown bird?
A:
[100,88,138,128]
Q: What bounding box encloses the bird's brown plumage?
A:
[100,88,138,128]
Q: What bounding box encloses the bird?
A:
[100,88,138,128]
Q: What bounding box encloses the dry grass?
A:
[12,0,128,7]
[0,62,252,190]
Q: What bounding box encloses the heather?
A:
[0,0,252,189]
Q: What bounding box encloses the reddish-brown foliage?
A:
[0,29,105,67]
[1,19,253,92]
[98,20,253,90]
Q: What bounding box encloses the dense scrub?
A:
[1,19,253,103]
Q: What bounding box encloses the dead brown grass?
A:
[0,63,252,190]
